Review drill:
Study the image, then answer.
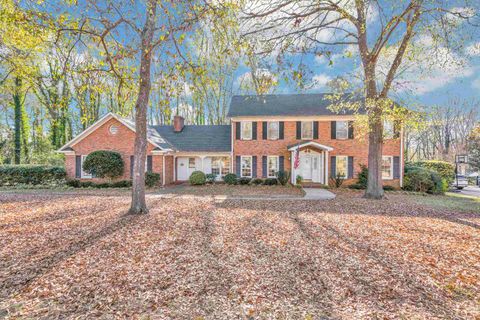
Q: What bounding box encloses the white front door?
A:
[301,155,313,180]
[177,157,197,180]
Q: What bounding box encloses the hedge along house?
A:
[58,112,231,185]
[59,93,404,188]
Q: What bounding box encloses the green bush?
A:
[348,183,364,190]
[263,178,278,185]
[330,172,345,188]
[145,172,161,188]
[276,170,290,186]
[238,177,251,185]
[357,164,368,188]
[403,166,445,194]
[0,165,66,186]
[383,185,396,191]
[223,173,237,185]
[251,178,264,185]
[410,160,455,183]
[206,173,217,184]
[83,151,124,179]
[296,175,303,185]
[112,180,132,188]
[189,171,206,185]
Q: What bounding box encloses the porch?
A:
[174,153,231,181]
[288,141,334,186]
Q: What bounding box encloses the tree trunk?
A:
[128,0,157,215]
[365,107,384,199]
[13,77,22,164]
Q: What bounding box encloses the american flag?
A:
[293,147,300,169]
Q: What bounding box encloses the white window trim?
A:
[382,155,394,180]
[336,121,349,140]
[267,121,279,140]
[301,121,314,140]
[335,155,348,179]
[267,156,279,178]
[81,155,92,179]
[384,120,394,139]
[241,121,252,140]
[240,155,253,178]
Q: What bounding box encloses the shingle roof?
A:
[227,93,363,117]
[153,125,231,152]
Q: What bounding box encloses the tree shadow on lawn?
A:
[0,208,147,303]
[215,192,480,230]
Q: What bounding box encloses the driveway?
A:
[458,185,480,198]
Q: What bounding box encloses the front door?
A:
[301,155,313,180]
[177,157,197,181]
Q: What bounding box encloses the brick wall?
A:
[67,117,164,181]
[232,120,402,187]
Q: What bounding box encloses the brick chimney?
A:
[173,115,185,132]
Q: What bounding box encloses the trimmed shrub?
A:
[238,177,251,185]
[348,183,364,190]
[251,178,264,185]
[0,165,66,186]
[403,166,445,194]
[223,173,237,185]
[411,160,455,183]
[112,180,132,188]
[296,175,303,185]
[383,185,396,191]
[206,173,217,184]
[83,151,124,179]
[189,171,206,185]
[263,178,278,185]
[276,170,290,186]
[145,172,161,188]
[67,179,132,188]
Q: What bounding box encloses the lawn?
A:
[0,189,478,319]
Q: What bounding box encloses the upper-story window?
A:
[241,121,252,140]
[384,120,394,139]
[267,122,279,140]
[301,121,313,140]
[336,121,348,139]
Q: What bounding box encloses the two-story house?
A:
[59,93,404,188]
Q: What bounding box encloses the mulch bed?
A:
[0,190,478,319]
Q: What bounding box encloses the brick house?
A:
[59,93,404,188]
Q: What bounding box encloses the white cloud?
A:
[466,42,480,56]
[310,74,332,89]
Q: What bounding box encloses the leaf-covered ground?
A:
[0,190,479,319]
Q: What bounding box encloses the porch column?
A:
[325,150,329,185]
[291,150,295,184]
[200,156,206,172]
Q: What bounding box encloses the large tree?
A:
[241,0,478,198]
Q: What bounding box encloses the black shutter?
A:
[348,121,354,139]
[348,156,354,179]
[313,121,319,139]
[279,122,284,140]
[393,120,401,139]
[252,156,257,178]
[393,156,400,179]
[252,122,257,140]
[296,121,301,139]
[331,121,336,139]
[147,155,152,173]
[262,122,267,140]
[130,155,134,178]
[75,155,81,178]
[330,156,336,178]
[236,156,241,176]
[279,156,285,172]
[262,156,267,178]
[235,122,241,140]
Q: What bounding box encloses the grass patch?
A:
[412,192,480,213]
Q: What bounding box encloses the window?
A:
[336,156,348,179]
[382,156,393,179]
[241,156,252,177]
[109,125,119,135]
[211,157,221,176]
[267,156,279,178]
[301,121,313,139]
[81,155,92,179]
[336,121,348,139]
[267,122,279,140]
[241,121,252,140]
[384,120,394,139]
[188,158,196,169]
[221,157,230,175]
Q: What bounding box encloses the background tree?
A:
[240,0,479,198]
[467,124,480,171]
